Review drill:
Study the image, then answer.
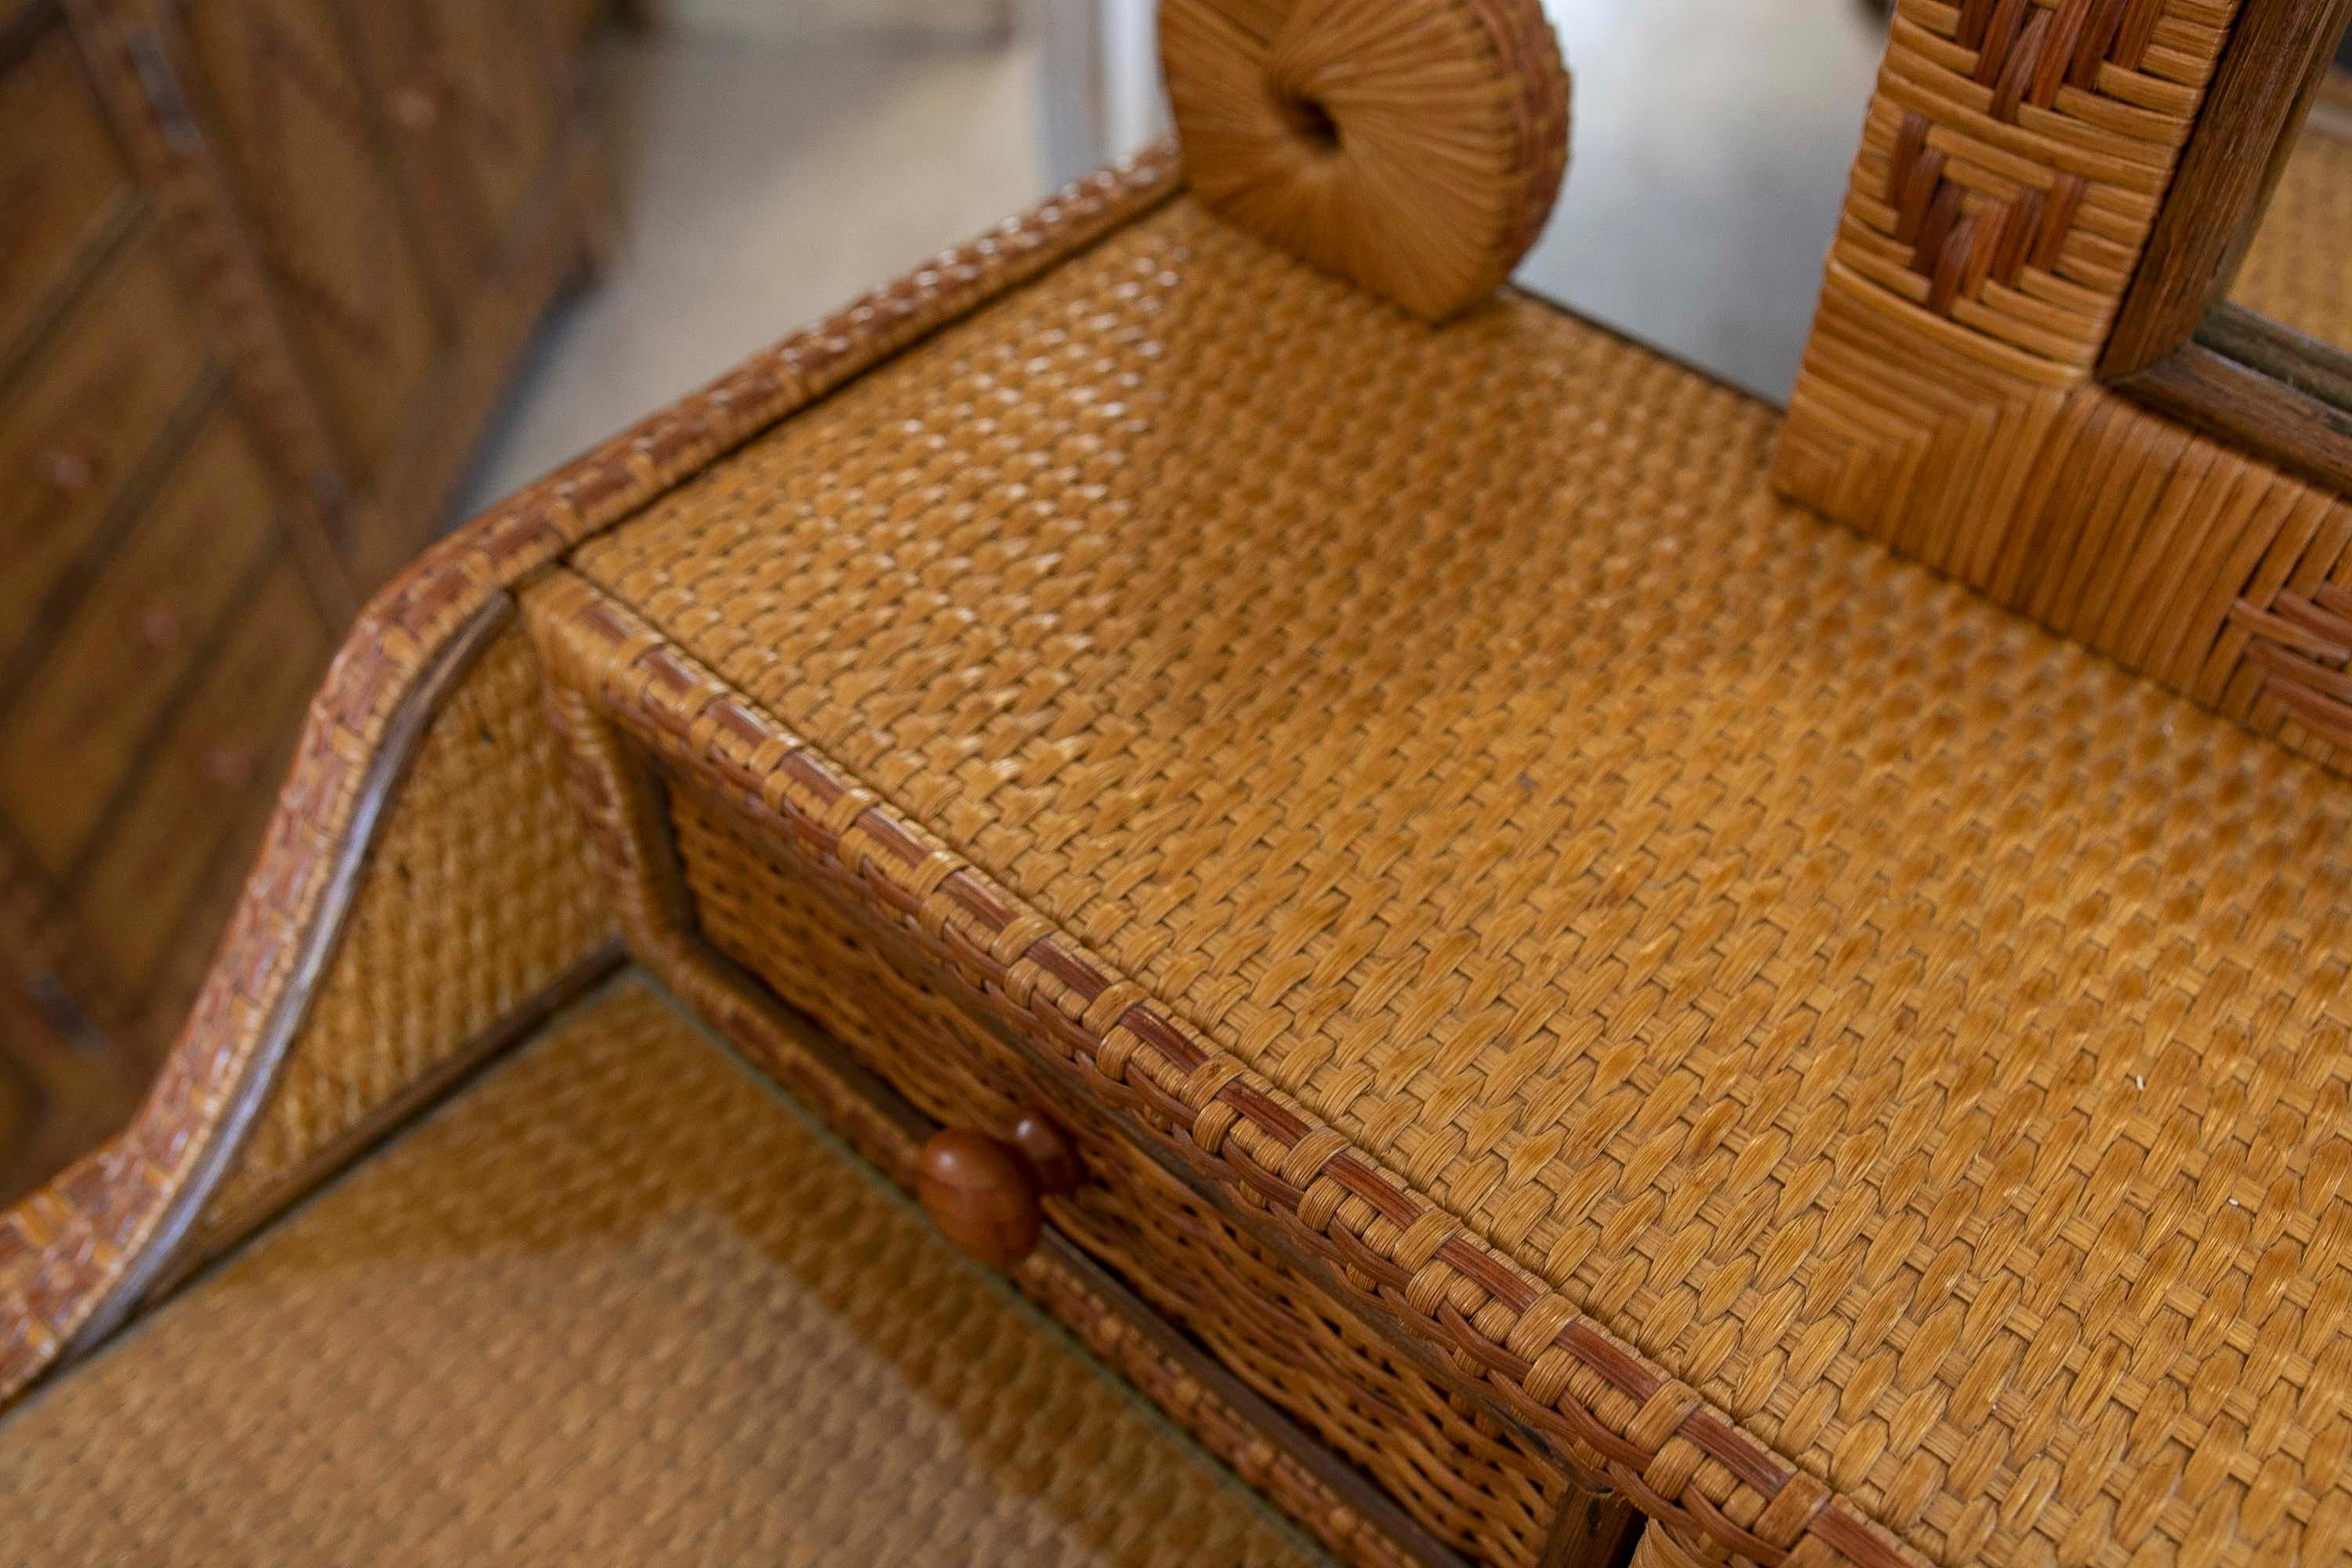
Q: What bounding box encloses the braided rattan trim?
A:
[1774,1,2352,774]
[528,573,1923,1568]
[530,687,1438,1568]
[0,147,1185,1406]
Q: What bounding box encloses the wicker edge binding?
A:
[62,592,517,1358]
[0,145,1186,1404]
[524,573,1925,1568]
[535,679,1443,1568]
[531,624,1568,1568]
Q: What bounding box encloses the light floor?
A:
[461,3,1886,513]
[460,33,1054,511]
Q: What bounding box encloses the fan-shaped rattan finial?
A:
[1160,0,1570,321]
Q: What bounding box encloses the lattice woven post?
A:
[1773,0,2352,769]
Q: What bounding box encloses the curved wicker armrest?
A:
[0,152,1185,1407]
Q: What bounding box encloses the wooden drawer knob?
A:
[916,1128,1041,1269]
[1011,1109,1082,1196]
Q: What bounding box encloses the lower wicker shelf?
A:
[0,973,1636,1568]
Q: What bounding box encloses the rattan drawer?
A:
[667,774,1588,1566]
[528,579,1630,1568]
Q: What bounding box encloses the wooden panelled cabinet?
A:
[0,0,608,1201]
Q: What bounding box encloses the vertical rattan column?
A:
[1773,0,2352,769]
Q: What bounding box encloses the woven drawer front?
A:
[666,773,1573,1568]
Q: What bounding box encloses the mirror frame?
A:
[2103,0,2352,493]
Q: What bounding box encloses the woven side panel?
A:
[668,775,1573,1568]
[0,981,1327,1568]
[527,571,1935,1568]
[186,629,608,1254]
[1774,0,2352,769]
[0,147,1181,1404]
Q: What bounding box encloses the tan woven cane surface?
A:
[0,978,1329,1567]
[1772,1,2352,775]
[189,627,609,1256]
[663,777,1579,1568]
[2229,103,2352,350]
[576,194,2352,1568]
[1158,0,1568,320]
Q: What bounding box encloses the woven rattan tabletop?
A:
[0,977,1327,1566]
[572,194,2352,1568]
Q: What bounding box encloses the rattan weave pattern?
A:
[665,776,1575,1568]
[1774,0,2352,771]
[574,196,2352,1568]
[529,670,1439,1568]
[1159,0,1569,319]
[2227,110,2352,349]
[1822,0,2233,374]
[0,147,1183,1406]
[0,979,1327,1566]
[187,629,607,1254]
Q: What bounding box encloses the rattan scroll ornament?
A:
[1159,0,1570,320]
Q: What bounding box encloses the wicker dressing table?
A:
[9,2,2352,1566]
